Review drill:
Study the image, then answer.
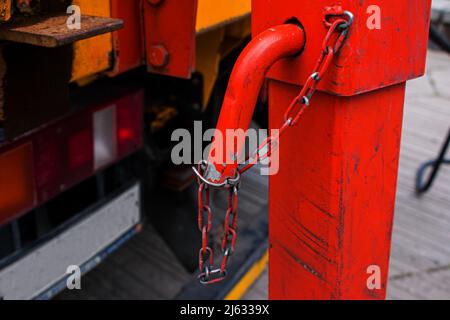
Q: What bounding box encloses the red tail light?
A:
[68,129,94,170]
[117,91,144,156]
[0,89,144,225]
[0,143,36,225]
[33,127,64,201]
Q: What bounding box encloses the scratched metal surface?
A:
[243,49,450,300]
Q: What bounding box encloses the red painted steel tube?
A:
[205,24,305,183]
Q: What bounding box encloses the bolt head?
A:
[149,45,169,68]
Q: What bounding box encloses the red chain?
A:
[196,162,239,285]
[194,9,353,285]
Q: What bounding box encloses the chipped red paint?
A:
[269,81,406,299]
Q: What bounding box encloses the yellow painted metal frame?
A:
[196,0,251,33]
[71,0,113,84]
[196,16,251,108]
[196,28,224,108]
[69,0,252,98]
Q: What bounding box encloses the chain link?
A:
[196,162,240,285]
[194,9,353,285]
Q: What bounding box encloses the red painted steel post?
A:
[251,0,432,299]
[203,0,431,298]
[268,82,407,299]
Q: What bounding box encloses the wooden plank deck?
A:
[244,49,450,300]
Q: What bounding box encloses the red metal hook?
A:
[205,24,306,183]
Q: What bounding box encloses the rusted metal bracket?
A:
[0,14,123,47]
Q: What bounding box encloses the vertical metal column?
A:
[200,0,431,298]
[269,82,406,299]
[252,0,432,299]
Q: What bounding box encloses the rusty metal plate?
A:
[0,14,123,47]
